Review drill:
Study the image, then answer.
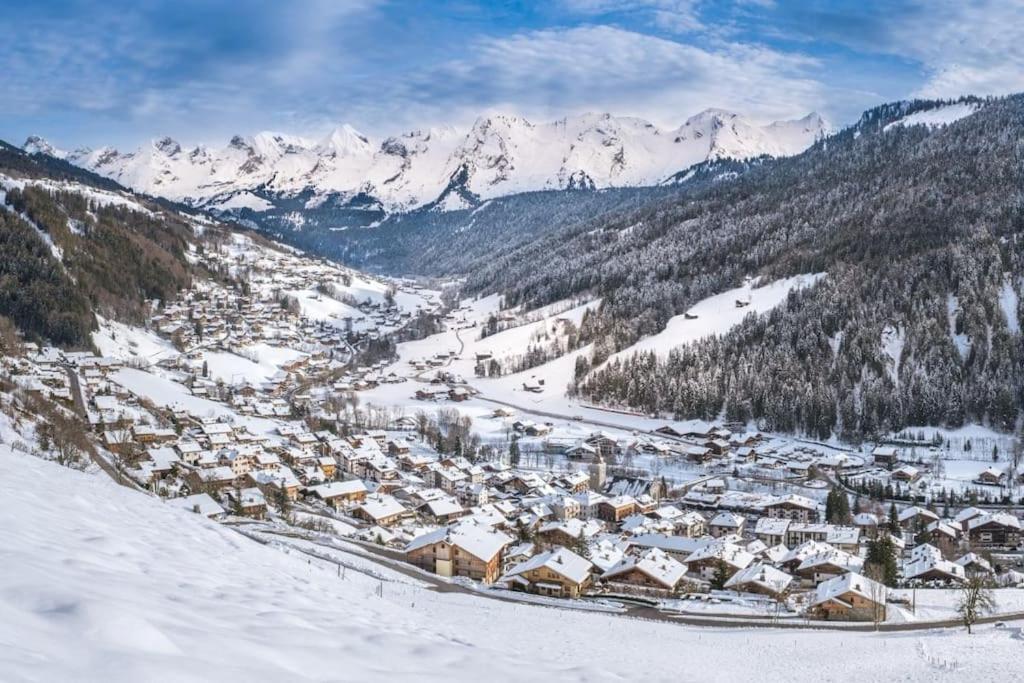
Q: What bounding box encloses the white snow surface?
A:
[110,368,277,435]
[880,324,905,386]
[884,102,980,131]
[606,273,826,362]
[3,449,1024,682]
[92,317,179,363]
[999,278,1020,334]
[33,109,828,212]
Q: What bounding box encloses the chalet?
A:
[597,495,637,523]
[709,512,746,538]
[133,424,177,445]
[551,495,582,520]
[902,544,965,583]
[684,541,755,581]
[387,439,411,456]
[723,563,793,599]
[602,548,687,594]
[809,572,887,622]
[166,493,226,518]
[853,512,880,539]
[584,432,621,458]
[955,553,994,576]
[673,510,708,538]
[226,487,268,519]
[186,466,237,492]
[754,518,790,547]
[890,465,920,483]
[421,495,465,524]
[247,467,301,502]
[871,446,899,466]
[976,467,1007,486]
[897,505,940,531]
[681,444,713,463]
[556,471,590,494]
[307,480,368,509]
[355,494,408,527]
[779,541,834,574]
[537,518,603,548]
[793,548,864,586]
[954,506,988,530]
[923,520,960,556]
[406,523,512,583]
[967,512,1022,549]
[565,442,598,459]
[704,438,731,456]
[499,547,594,598]
[763,495,819,523]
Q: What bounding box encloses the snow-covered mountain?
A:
[27,110,827,213]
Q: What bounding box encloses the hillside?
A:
[445,97,1022,439]
[0,142,213,348]
[2,448,1020,682]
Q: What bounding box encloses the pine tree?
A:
[866,534,899,587]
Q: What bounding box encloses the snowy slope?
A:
[883,102,980,131]
[605,273,826,363]
[29,109,827,212]
[3,449,1024,682]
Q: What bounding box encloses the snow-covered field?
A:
[884,102,980,131]
[605,272,826,363]
[3,449,1024,682]
[92,317,180,364]
[110,368,278,435]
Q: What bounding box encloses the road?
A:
[62,363,148,491]
[62,364,87,418]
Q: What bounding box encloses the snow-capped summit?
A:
[23,135,62,158]
[29,108,828,212]
[317,125,373,158]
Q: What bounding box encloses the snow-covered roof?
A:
[406,522,512,561]
[724,562,792,595]
[602,548,686,588]
[765,494,817,510]
[358,494,407,520]
[902,544,965,582]
[685,541,754,570]
[309,480,367,498]
[967,512,1021,531]
[710,511,745,528]
[810,571,886,608]
[166,493,225,517]
[504,547,593,585]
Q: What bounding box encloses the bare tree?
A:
[863,565,888,629]
[957,575,996,634]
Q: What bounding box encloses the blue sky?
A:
[3,0,1023,149]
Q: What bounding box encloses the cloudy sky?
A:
[4,0,1023,149]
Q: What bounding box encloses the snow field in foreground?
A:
[2,449,1024,682]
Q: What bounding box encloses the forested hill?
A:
[0,141,203,348]
[471,96,1022,440]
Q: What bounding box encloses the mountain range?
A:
[24,109,828,214]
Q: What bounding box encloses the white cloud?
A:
[562,0,704,33]
[897,2,1024,99]
[390,25,826,128]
